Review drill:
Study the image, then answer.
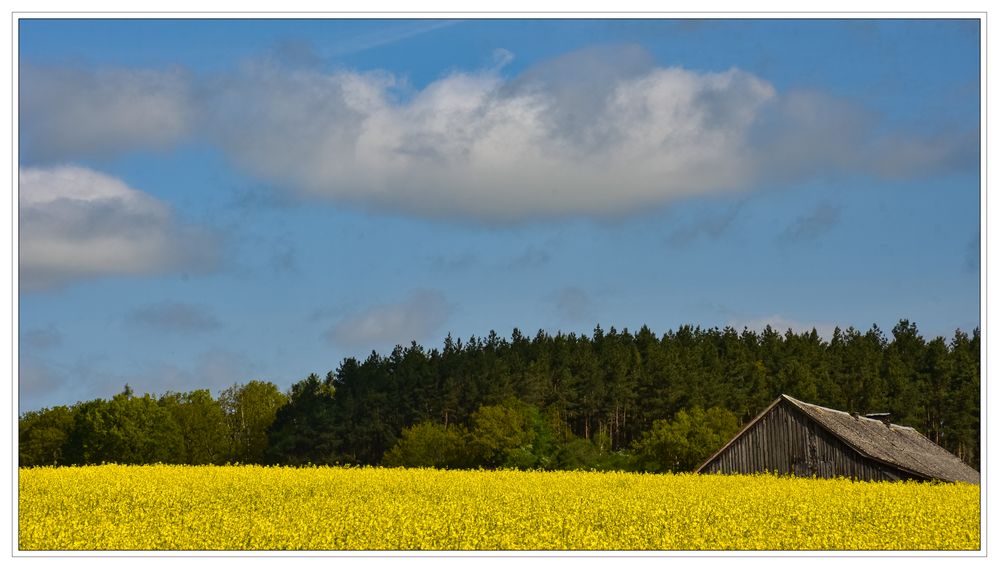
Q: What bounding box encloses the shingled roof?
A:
[781,394,979,484]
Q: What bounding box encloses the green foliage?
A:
[22,382,288,468]
[945,328,980,469]
[265,373,338,465]
[18,319,980,472]
[219,380,287,464]
[330,355,402,465]
[467,402,534,467]
[65,387,185,465]
[632,406,741,472]
[382,422,470,469]
[19,406,75,466]
[159,390,229,465]
[554,434,634,472]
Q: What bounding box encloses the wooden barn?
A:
[696,394,979,483]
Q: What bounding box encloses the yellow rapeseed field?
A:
[18,465,979,551]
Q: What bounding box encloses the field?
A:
[18,465,980,551]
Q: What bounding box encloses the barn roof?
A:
[780,395,979,484]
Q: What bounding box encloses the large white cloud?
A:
[200,49,777,221]
[20,65,193,161]
[21,46,978,222]
[19,165,217,291]
[198,46,977,221]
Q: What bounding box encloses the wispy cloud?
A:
[20,65,192,162]
[324,20,460,58]
[755,90,979,183]
[507,246,551,270]
[132,349,260,394]
[326,290,455,349]
[19,353,123,410]
[964,231,980,273]
[21,325,63,351]
[128,301,221,334]
[551,286,593,323]
[20,348,262,411]
[19,357,66,406]
[269,240,299,275]
[779,202,841,243]
[19,166,219,292]
[666,203,744,247]
[430,251,478,272]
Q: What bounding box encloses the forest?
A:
[18,319,980,473]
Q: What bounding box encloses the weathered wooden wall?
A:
[700,400,921,481]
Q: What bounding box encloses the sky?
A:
[16,18,982,412]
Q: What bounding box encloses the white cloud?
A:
[201,47,777,221]
[327,290,455,349]
[20,65,192,161]
[21,47,977,222]
[19,165,217,291]
[197,45,976,222]
[728,315,838,341]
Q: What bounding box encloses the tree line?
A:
[19,319,980,472]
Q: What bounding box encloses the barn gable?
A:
[696,394,979,484]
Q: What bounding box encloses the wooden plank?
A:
[700,396,936,482]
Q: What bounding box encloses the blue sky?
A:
[17,18,981,411]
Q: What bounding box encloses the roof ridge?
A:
[782,393,915,430]
[783,394,977,482]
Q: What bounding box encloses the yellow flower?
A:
[18,465,980,551]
